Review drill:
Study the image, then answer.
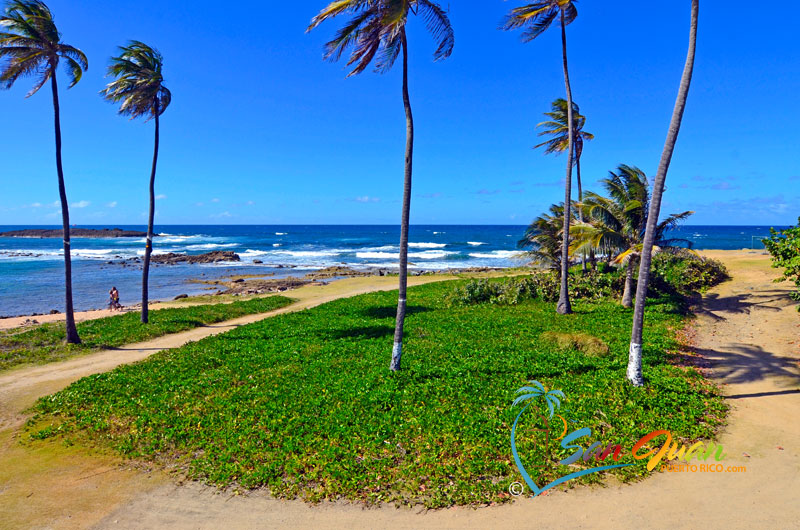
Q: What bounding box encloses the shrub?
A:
[650,250,729,295]
[449,251,727,307]
[763,219,800,305]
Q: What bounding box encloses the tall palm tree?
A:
[101,42,171,324]
[571,165,693,307]
[535,97,593,270]
[628,0,699,387]
[0,0,87,344]
[502,0,579,315]
[308,0,454,372]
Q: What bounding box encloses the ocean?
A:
[0,224,786,317]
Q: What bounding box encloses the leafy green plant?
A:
[763,218,800,305]
[31,281,725,508]
[0,296,293,371]
[650,250,729,295]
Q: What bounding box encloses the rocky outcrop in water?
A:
[0,228,149,238]
[150,251,241,265]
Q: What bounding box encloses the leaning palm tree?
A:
[308,1,454,372]
[535,97,593,271]
[0,0,87,344]
[101,41,171,324]
[628,0,699,387]
[571,165,693,307]
[502,0,579,315]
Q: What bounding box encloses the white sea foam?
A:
[185,243,238,250]
[275,232,288,236]
[468,250,523,259]
[270,250,343,258]
[409,242,447,249]
[356,250,457,260]
[467,241,485,246]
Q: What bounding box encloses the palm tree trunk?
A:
[391,29,414,372]
[621,257,636,308]
[628,0,698,386]
[556,9,575,315]
[50,72,80,345]
[576,155,587,273]
[141,103,160,324]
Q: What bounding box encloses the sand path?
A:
[1,251,798,528]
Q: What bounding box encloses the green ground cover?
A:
[31,280,725,507]
[1,296,294,372]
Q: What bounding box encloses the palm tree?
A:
[535,98,593,207]
[100,41,171,324]
[0,0,87,344]
[308,0,454,372]
[571,165,693,307]
[502,0,579,315]
[535,97,594,270]
[628,0,699,387]
[518,203,567,271]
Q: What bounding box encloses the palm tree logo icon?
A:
[511,380,567,476]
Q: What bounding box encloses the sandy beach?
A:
[0,249,798,528]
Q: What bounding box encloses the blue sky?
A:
[1,1,798,226]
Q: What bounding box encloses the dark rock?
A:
[174,294,189,300]
[49,309,61,315]
[0,228,149,238]
[253,260,263,264]
[151,251,241,265]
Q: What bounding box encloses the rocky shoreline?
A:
[0,228,150,238]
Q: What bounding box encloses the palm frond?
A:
[0,1,86,95]
[309,0,453,77]
[100,40,169,121]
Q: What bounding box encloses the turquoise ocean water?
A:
[0,224,785,317]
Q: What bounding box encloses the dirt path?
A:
[1,251,798,529]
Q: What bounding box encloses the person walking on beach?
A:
[108,287,121,311]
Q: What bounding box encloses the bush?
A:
[449,251,727,307]
[650,250,729,295]
[763,218,800,305]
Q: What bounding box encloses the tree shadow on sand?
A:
[694,289,792,322]
[691,344,800,388]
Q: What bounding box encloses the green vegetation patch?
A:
[30,281,724,507]
[0,296,294,371]
[764,218,800,306]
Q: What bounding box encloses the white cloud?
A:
[195,202,205,207]
[72,200,91,208]
[355,196,380,203]
[211,211,232,219]
[106,201,118,208]
[155,194,167,200]
[211,198,220,203]
[247,200,255,206]
[30,202,42,208]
